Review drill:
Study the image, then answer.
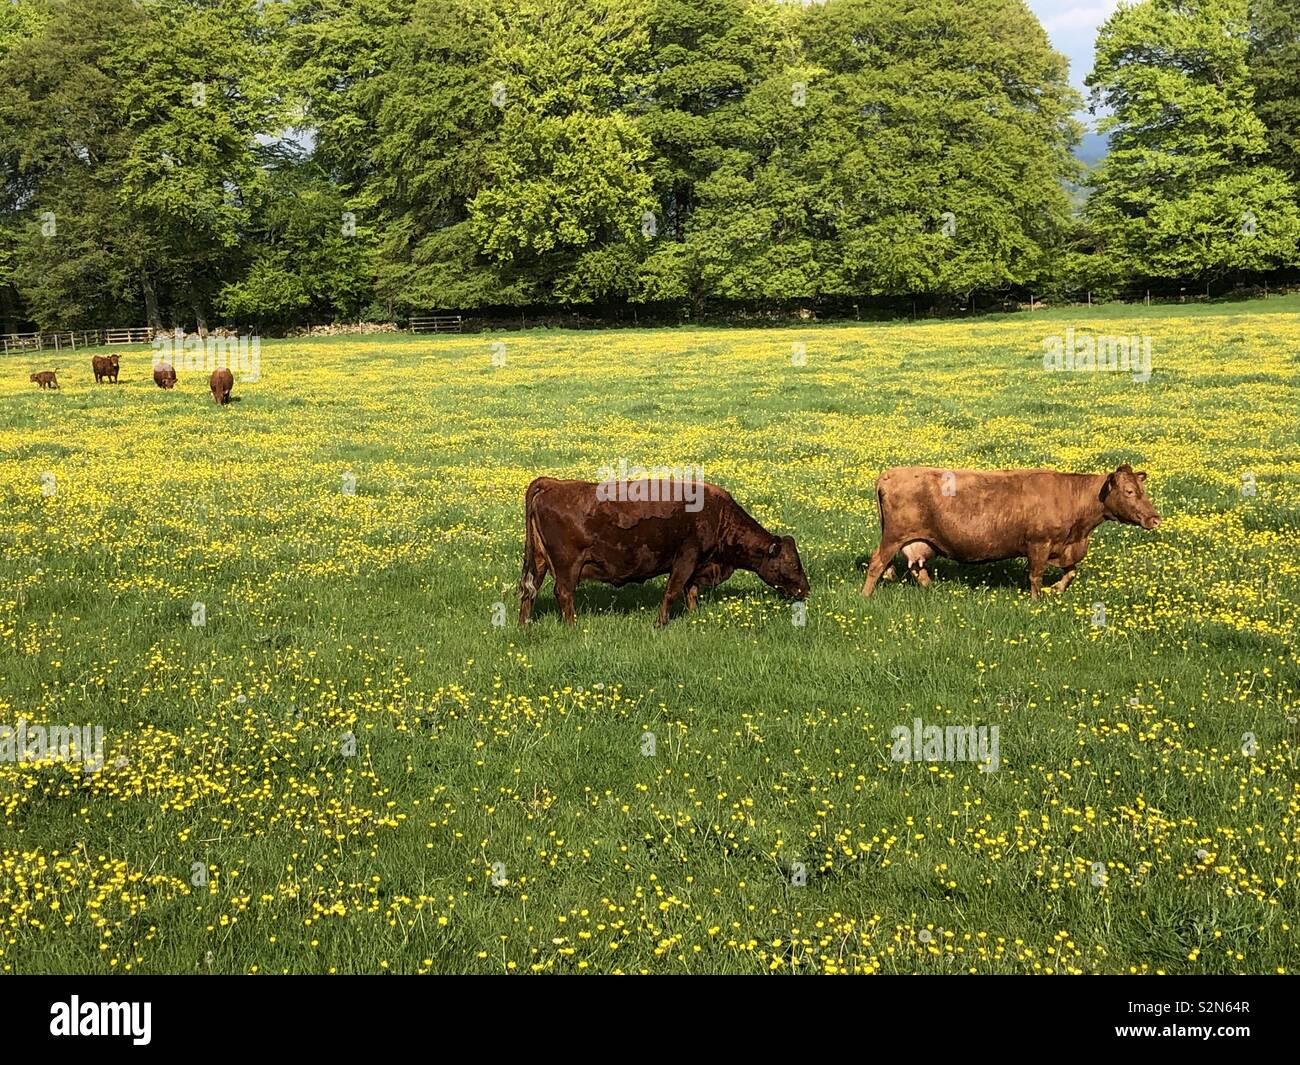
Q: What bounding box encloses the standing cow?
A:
[91,353,120,383]
[153,363,177,389]
[861,464,1160,598]
[29,370,59,389]
[209,367,233,405]
[518,476,809,625]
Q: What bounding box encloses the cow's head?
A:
[1102,464,1160,530]
[756,535,810,600]
[109,354,120,367]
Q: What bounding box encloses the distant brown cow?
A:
[91,353,120,383]
[153,363,177,389]
[861,464,1160,598]
[209,367,233,404]
[30,370,59,389]
[518,476,809,625]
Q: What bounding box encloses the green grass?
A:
[0,298,1297,973]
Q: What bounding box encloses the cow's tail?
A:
[518,479,550,600]
[874,475,899,581]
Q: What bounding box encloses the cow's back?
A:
[528,478,729,583]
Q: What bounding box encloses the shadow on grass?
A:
[523,579,783,622]
[852,551,1030,592]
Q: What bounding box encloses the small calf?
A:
[153,364,177,389]
[91,353,120,383]
[30,370,59,390]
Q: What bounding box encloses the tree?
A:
[1086,0,1300,287]
[218,156,374,330]
[0,0,49,331]
[467,0,658,305]
[632,0,784,304]
[684,0,1081,304]
[1249,0,1300,190]
[0,0,281,332]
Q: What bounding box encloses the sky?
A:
[1026,0,1121,127]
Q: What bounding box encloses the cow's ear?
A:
[768,540,781,558]
[1136,471,1147,484]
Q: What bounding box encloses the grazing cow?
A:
[518,476,809,625]
[861,464,1160,598]
[91,353,120,383]
[209,367,233,405]
[30,370,59,389]
[153,363,177,389]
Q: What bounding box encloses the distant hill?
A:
[1074,131,1110,169]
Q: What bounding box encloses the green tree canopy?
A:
[1086,0,1300,286]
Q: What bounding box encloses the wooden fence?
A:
[408,315,463,334]
[1,327,155,355]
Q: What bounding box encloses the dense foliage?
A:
[1,0,1297,330]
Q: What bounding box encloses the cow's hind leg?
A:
[553,572,578,625]
[861,540,903,597]
[542,552,582,625]
[518,557,548,624]
[518,574,543,623]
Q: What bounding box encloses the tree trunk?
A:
[192,295,209,339]
[142,275,163,333]
[1,285,20,334]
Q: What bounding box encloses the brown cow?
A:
[153,363,177,389]
[518,476,809,626]
[861,464,1160,598]
[91,353,120,383]
[30,370,59,389]
[209,367,233,404]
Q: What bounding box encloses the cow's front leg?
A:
[657,547,699,626]
[1026,543,1050,597]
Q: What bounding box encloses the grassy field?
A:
[1,298,1298,974]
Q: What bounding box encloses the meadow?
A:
[0,298,1297,974]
